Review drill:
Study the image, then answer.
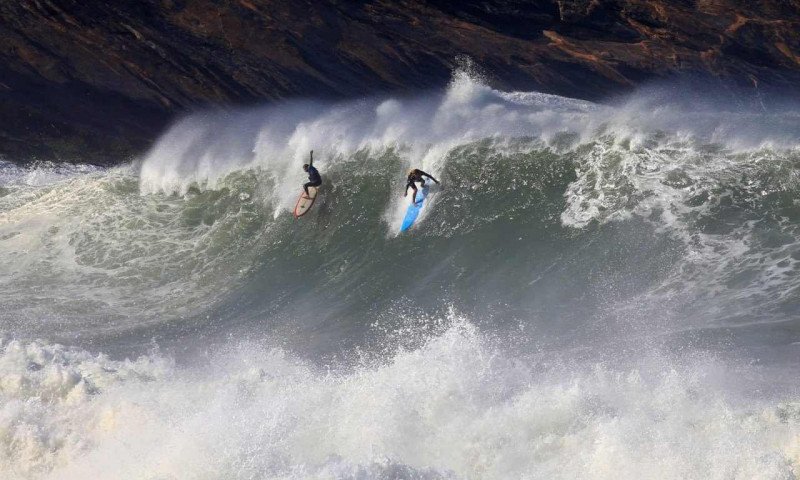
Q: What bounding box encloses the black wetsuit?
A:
[304,165,322,196]
[405,169,438,202]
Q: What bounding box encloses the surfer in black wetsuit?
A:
[302,150,322,197]
[404,168,439,204]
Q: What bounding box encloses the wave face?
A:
[2,72,800,478]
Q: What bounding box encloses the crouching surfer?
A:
[303,151,322,197]
[404,168,439,204]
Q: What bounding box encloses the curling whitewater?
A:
[2,72,800,478]
[4,319,800,479]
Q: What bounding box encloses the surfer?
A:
[404,169,439,204]
[302,150,321,198]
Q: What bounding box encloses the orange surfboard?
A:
[293,186,319,218]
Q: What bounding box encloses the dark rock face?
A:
[2,0,799,164]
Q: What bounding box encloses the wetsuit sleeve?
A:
[419,170,439,183]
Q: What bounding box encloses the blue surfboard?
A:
[400,182,430,232]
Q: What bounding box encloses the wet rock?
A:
[1,0,799,164]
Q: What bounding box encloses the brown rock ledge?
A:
[1,0,799,164]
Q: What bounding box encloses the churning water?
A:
[2,71,800,479]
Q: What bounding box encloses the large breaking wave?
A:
[2,70,800,479]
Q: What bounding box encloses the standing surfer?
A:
[302,150,322,198]
[404,168,439,204]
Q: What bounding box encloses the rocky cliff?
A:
[2,0,799,164]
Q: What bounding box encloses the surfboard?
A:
[294,186,319,218]
[400,182,430,232]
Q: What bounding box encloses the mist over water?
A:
[2,71,800,478]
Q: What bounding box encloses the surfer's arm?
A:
[420,171,439,183]
[308,150,314,168]
[404,182,417,197]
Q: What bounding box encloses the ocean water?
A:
[2,71,800,479]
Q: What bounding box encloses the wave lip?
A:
[137,70,604,200]
[139,71,800,200]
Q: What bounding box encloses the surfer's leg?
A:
[304,180,322,197]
